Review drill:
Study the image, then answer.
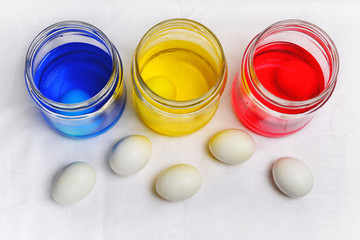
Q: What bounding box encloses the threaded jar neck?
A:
[132,18,227,110]
[25,20,123,118]
[243,19,339,116]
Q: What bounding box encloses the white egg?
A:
[272,157,314,198]
[110,135,152,176]
[156,164,202,201]
[52,162,96,205]
[209,129,255,164]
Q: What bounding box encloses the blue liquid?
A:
[34,42,112,105]
[33,42,126,138]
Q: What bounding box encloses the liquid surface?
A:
[232,42,326,137]
[35,42,112,104]
[134,40,222,135]
[139,43,218,101]
[253,42,325,101]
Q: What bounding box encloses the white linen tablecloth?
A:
[0,0,359,239]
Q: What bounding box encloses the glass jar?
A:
[232,19,339,137]
[25,21,126,138]
[132,19,227,136]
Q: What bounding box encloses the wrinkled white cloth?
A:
[0,0,359,239]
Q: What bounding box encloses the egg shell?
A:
[156,164,202,201]
[146,75,177,99]
[52,162,96,205]
[59,89,91,104]
[209,129,255,164]
[110,135,152,176]
[272,157,314,198]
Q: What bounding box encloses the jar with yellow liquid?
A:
[132,19,227,136]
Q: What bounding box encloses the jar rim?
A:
[24,20,123,117]
[244,19,339,113]
[132,18,227,108]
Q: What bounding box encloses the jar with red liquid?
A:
[232,19,339,137]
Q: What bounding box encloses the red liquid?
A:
[232,42,326,137]
[253,42,325,102]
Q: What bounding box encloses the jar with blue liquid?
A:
[25,21,126,138]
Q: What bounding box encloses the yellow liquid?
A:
[134,40,223,136]
[139,41,219,101]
